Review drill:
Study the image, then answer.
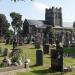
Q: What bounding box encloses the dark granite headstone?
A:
[43,44,49,54]
[51,48,63,72]
[36,50,43,66]
[13,38,17,49]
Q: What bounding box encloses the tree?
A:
[5,30,13,38]
[5,30,14,44]
[0,14,10,37]
[10,12,23,34]
[10,12,23,43]
[44,25,55,44]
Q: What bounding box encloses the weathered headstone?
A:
[35,33,41,48]
[3,48,8,57]
[5,38,10,44]
[13,38,17,49]
[50,47,63,72]
[24,59,30,68]
[10,38,13,44]
[49,38,53,45]
[43,44,49,54]
[36,50,43,66]
[19,40,22,46]
[64,32,69,47]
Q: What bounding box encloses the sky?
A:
[0,0,75,27]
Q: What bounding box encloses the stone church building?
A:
[23,7,75,47]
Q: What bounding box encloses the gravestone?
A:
[64,32,69,47]
[36,50,43,66]
[3,48,8,57]
[35,33,41,48]
[43,44,49,54]
[13,38,17,49]
[49,38,53,45]
[19,38,23,46]
[50,47,63,72]
[5,38,10,44]
[10,38,13,44]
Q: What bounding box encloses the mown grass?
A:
[0,43,75,75]
[17,45,75,75]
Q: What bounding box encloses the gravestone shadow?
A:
[31,69,49,75]
[32,69,63,75]
[29,47,36,49]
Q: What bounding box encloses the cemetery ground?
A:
[0,43,75,75]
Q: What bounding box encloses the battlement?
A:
[45,7,62,27]
[45,7,62,13]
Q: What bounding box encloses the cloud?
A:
[33,1,49,12]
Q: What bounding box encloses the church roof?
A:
[25,19,47,28]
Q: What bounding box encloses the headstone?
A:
[5,38,10,44]
[36,50,43,66]
[19,41,22,46]
[0,47,4,56]
[51,47,63,72]
[13,38,17,49]
[24,59,30,68]
[49,38,53,45]
[24,62,29,68]
[43,44,49,54]
[35,33,41,48]
[64,32,69,47]
[10,38,13,44]
[3,48,8,56]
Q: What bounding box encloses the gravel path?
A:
[0,68,31,75]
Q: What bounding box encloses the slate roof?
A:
[26,19,47,28]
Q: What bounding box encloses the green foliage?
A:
[0,14,10,37]
[0,43,75,74]
[43,26,55,44]
[5,30,13,38]
[64,47,75,54]
[44,25,55,39]
[11,48,23,62]
[10,12,23,36]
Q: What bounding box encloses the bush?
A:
[11,48,23,63]
[64,47,75,54]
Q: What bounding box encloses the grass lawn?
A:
[0,43,75,75]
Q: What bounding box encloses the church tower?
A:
[45,7,62,27]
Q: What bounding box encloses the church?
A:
[23,7,75,47]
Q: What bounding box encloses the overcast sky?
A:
[0,0,75,27]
